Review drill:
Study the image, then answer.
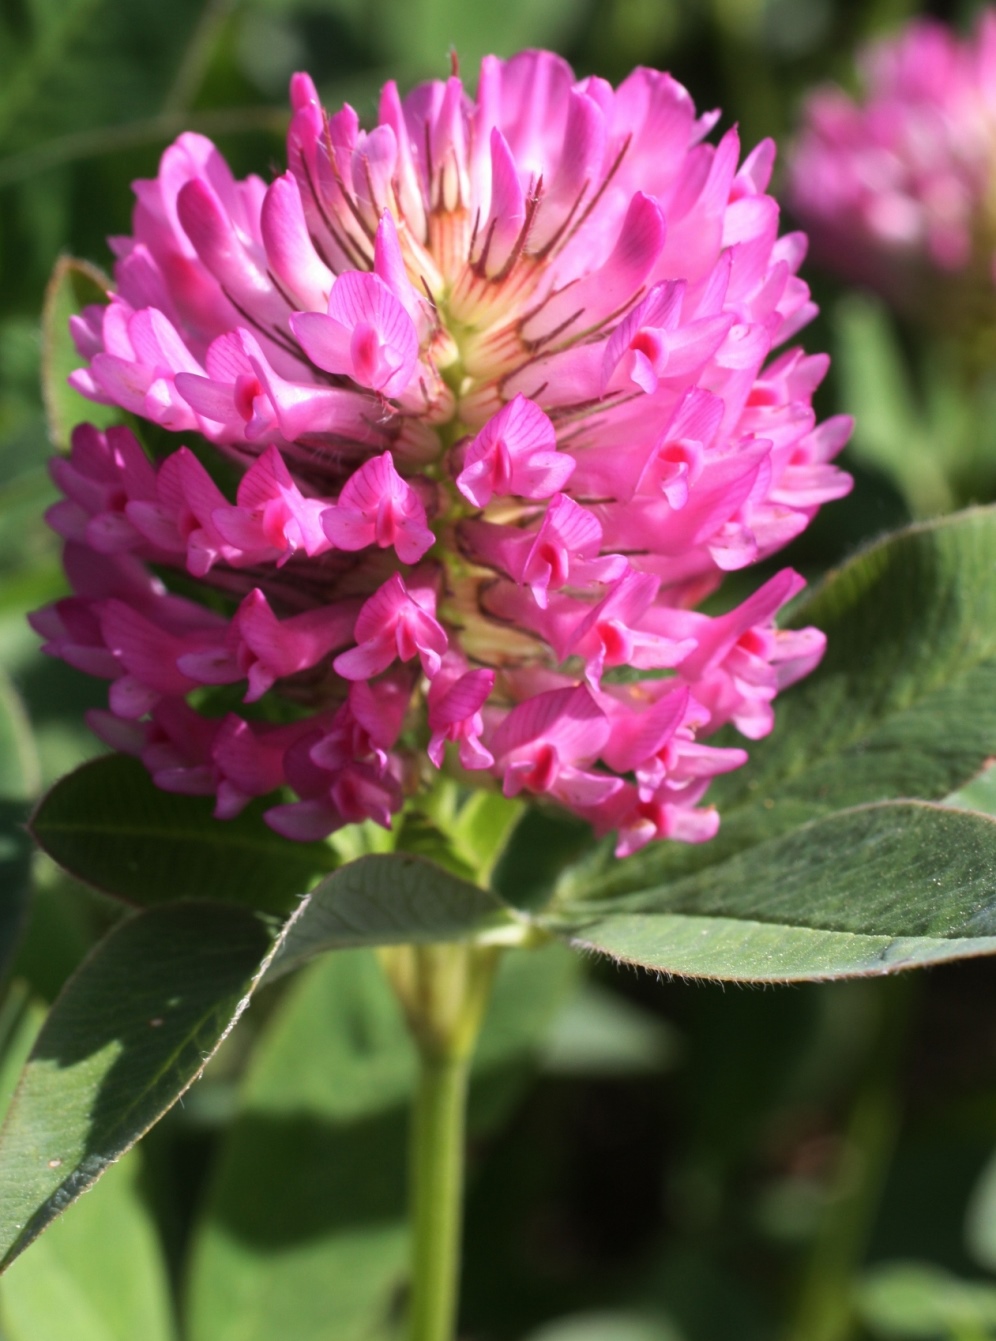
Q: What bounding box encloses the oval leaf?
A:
[524,1315,682,1341]
[0,670,41,985]
[0,900,272,1270]
[569,508,996,904]
[29,754,337,915]
[855,1261,996,1337]
[965,1147,996,1273]
[551,802,996,982]
[0,1150,176,1341]
[0,669,39,802]
[41,256,117,451]
[265,852,523,982]
[186,950,413,1341]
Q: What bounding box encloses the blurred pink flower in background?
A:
[34,51,851,857]
[788,11,996,321]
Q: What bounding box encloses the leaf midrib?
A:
[31,818,338,868]
[0,925,268,1268]
[560,802,996,938]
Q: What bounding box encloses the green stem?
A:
[784,976,915,1341]
[379,942,498,1341]
[409,1046,472,1341]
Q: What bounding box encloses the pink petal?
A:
[456,395,573,507]
[292,271,418,397]
[322,452,433,562]
[477,128,526,275]
[429,667,494,729]
[261,173,333,311]
[373,212,419,320]
[490,684,609,763]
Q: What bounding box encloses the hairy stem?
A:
[408,1044,472,1341]
[379,942,499,1341]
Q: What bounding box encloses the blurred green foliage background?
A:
[4,0,996,1338]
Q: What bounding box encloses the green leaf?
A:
[468,940,580,1134]
[0,463,58,582]
[185,949,413,1341]
[397,784,524,885]
[540,981,680,1077]
[40,255,116,450]
[523,1315,684,1341]
[0,900,272,1269]
[568,509,996,905]
[448,790,526,884]
[264,852,522,982]
[0,989,45,1125]
[187,941,580,1341]
[29,754,337,915]
[549,803,996,982]
[0,668,39,804]
[834,293,952,517]
[834,294,996,515]
[393,809,479,881]
[964,1146,996,1273]
[369,0,584,75]
[945,761,996,817]
[8,860,105,1007]
[0,1150,176,1341]
[769,508,996,809]
[493,805,596,912]
[854,1261,996,1338]
[0,669,41,985]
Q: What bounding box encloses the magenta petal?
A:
[110,675,161,719]
[429,668,494,728]
[321,508,375,552]
[176,177,278,319]
[264,798,341,841]
[290,311,354,374]
[531,89,607,250]
[335,573,447,680]
[89,355,155,416]
[323,452,432,562]
[297,270,420,396]
[457,396,571,506]
[176,646,242,684]
[236,445,294,508]
[99,600,198,696]
[373,212,419,318]
[480,129,526,272]
[333,637,397,680]
[127,308,201,375]
[602,281,684,392]
[601,685,691,773]
[237,590,356,682]
[326,270,404,338]
[490,684,608,762]
[249,353,374,442]
[174,373,236,423]
[261,173,332,311]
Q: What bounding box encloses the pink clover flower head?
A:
[788,10,996,323]
[37,51,851,855]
